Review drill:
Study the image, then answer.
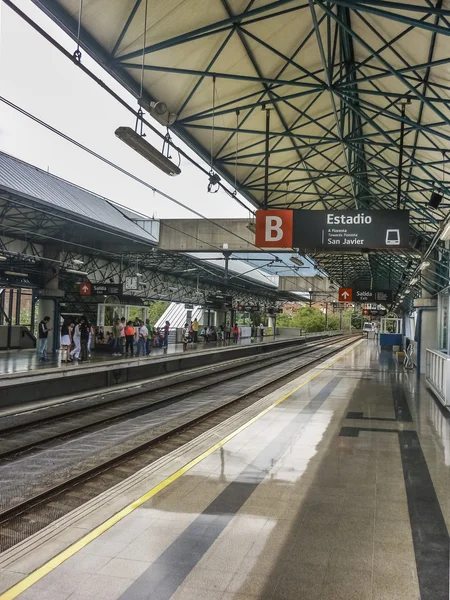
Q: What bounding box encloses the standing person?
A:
[60,319,73,363]
[125,321,135,356]
[38,316,52,361]
[112,318,121,356]
[232,323,239,344]
[87,322,95,358]
[145,318,152,355]
[79,317,90,362]
[259,322,264,338]
[374,322,380,340]
[192,318,199,343]
[137,320,148,356]
[183,322,190,351]
[163,321,170,348]
[70,320,81,360]
[119,317,126,355]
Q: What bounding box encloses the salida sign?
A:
[79,283,123,296]
[255,209,409,250]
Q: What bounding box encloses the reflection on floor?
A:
[1,340,448,600]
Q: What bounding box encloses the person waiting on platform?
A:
[232,323,239,343]
[60,319,73,363]
[192,318,199,343]
[38,316,52,361]
[124,321,135,356]
[374,323,380,340]
[137,320,148,356]
[79,317,90,362]
[183,322,190,351]
[112,319,121,356]
[70,320,81,361]
[163,321,170,348]
[145,318,152,355]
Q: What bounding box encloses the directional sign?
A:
[92,283,123,296]
[255,210,410,250]
[332,302,348,312]
[79,283,123,296]
[338,288,353,302]
[79,282,91,295]
[354,289,392,304]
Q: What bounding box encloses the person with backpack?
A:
[79,317,90,362]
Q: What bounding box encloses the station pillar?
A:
[413,277,438,375]
[37,248,65,354]
[268,315,276,335]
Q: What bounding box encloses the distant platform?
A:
[0,334,341,410]
[0,336,268,377]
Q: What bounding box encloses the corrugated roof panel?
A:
[0,151,156,244]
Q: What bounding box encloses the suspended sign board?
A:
[79,283,123,296]
[255,210,409,250]
[354,289,392,304]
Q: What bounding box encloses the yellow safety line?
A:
[0,339,361,599]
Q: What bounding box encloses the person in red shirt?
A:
[125,321,135,356]
[232,323,239,344]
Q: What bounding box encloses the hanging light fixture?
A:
[208,76,220,193]
[115,0,181,177]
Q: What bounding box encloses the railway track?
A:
[0,335,357,551]
[0,335,348,459]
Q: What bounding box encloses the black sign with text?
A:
[354,289,392,304]
[293,210,409,250]
[91,283,123,296]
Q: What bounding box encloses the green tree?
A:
[147,301,169,325]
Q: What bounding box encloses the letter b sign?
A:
[255,210,293,248]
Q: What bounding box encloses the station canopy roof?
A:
[0,151,298,302]
[31,0,450,305]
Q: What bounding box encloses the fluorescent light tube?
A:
[66,268,88,275]
[115,127,181,176]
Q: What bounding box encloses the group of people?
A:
[110,318,171,357]
[60,316,94,363]
[38,314,245,363]
[180,320,240,348]
[37,315,94,363]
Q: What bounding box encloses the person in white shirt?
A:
[70,321,81,360]
[137,320,148,356]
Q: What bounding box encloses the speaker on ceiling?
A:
[429,191,443,209]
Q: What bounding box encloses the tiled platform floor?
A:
[1,340,448,600]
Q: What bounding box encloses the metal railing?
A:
[426,348,450,407]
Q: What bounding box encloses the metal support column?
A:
[397,100,409,210]
[262,105,271,209]
[223,251,231,282]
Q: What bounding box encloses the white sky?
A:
[0,0,255,221]
[0,1,314,290]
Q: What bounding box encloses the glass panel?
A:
[440,293,448,352]
[127,306,145,323]
[19,289,33,326]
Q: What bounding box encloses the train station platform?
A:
[0,332,342,410]
[0,338,447,600]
